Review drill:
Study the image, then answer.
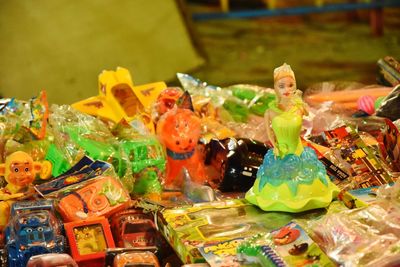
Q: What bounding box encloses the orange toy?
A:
[305,87,392,110]
[57,176,130,222]
[0,151,51,230]
[156,92,207,189]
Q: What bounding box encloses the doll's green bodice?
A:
[268,99,303,158]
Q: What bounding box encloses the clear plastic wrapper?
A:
[113,124,166,199]
[376,84,400,121]
[48,104,134,191]
[177,73,229,108]
[310,180,400,266]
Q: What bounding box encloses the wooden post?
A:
[370,0,384,36]
[347,0,360,22]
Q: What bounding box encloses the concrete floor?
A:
[186,2,400,91]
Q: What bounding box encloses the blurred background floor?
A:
[185,0,400,90]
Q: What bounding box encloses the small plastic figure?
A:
[246,63,338,212]
[0,151,51,230]
[157,92,207,189]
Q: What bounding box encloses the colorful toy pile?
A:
[0,64,399,267]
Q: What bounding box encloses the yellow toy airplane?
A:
[72,67,166,133]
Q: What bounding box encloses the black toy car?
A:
[205,138,269,192]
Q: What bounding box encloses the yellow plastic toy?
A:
[0,151,52,230]
[72,67,166,134]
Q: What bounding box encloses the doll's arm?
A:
[264,110,279,155]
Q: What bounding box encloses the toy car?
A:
[5,210,65,267]
[110,209,159,248]
[4,200,57,245]
[205,138,269,192]
[64,217,115,267]
[113,251,160,267]
[26,253,78,267]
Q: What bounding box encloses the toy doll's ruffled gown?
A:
[246,97,339,212]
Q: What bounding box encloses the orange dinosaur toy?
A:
[156,92,206,189]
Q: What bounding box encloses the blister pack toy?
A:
[64,217,115,267]
[5,202,65,267]
[235,222,335,267]
[110,209,159,249]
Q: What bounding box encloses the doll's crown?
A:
[274,63,295,82]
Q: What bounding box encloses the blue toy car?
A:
[5,209,65,267]
[4,200,56,245]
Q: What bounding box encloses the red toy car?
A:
[111,209,158,248]
[64,217,116,267]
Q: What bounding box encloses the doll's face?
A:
[275,76,296,98]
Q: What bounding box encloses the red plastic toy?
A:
[64,217,115,267]
[110,209,158,248]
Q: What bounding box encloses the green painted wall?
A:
[0,0,204,104]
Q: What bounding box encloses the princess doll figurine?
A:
[246,63,338,212]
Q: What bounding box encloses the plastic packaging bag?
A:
[310,179,400,266]
[47,105,134,192]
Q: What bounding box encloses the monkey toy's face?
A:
[0,151,42,188]
[7,159,35,187]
